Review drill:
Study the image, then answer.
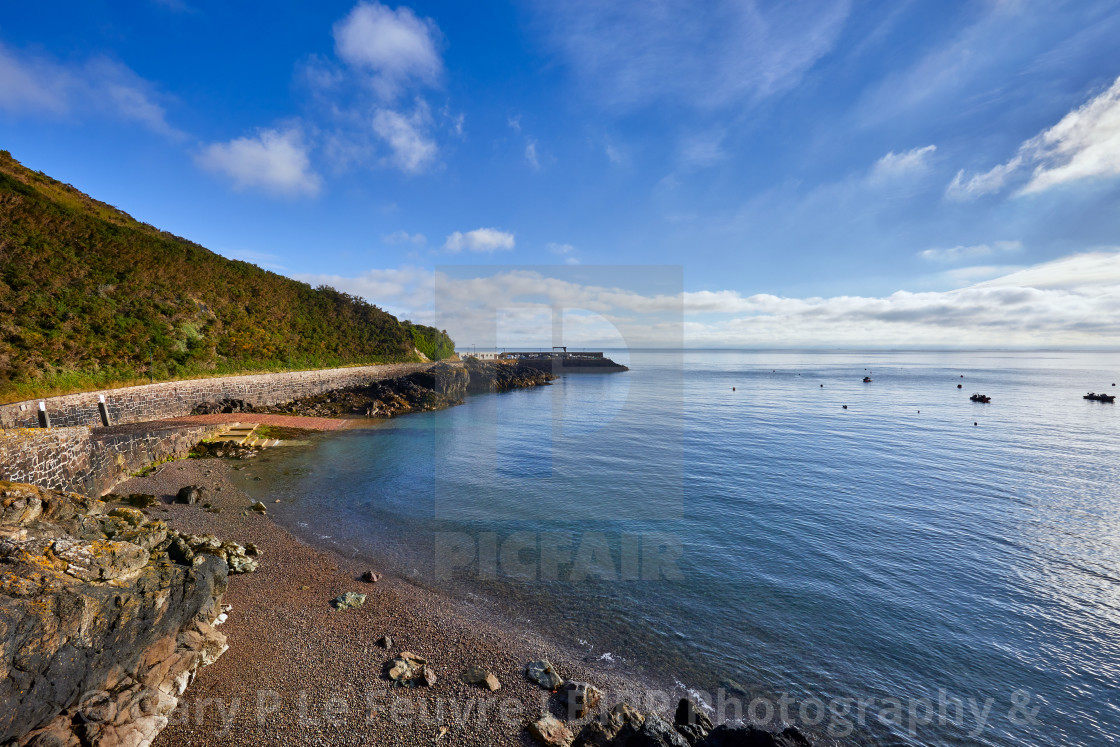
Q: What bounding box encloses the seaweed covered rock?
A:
[0,481,237,747]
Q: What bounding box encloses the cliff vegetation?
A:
[0,151,455,401]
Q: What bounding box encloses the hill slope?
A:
[0,151,454,401]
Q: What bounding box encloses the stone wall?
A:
[0,422,223,497]
[0,362,433,430]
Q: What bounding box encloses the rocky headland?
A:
[190,360,554,421]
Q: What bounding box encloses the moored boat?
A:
[970,393,991,403]
[1083,392,1116,403]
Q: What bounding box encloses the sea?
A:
[232,350,1120,746]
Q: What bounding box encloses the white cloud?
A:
[443,228,516,253]
[0,43,181,137]
[306,251,1120,349]
[948,74,1120,199]
[196,127,321,197]
[333,1,443,100]
[946,157,1023,200]
[870,144,937,182]
[525,140,540,170]
[371,106,438,173]
[508,115,521,132]
[383,230,427,246]
[534,0,850,110]
[293,266,435,322]
[919,240,1022,262]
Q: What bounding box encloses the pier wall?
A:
[0,363,433,430]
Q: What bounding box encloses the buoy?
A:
[918,410,921,413]
[957,384,962,389]
[820,384,823,388]
[842,405,848,409]
[960,375,964,378]
[974,422,977,426]
[732,387,736,391]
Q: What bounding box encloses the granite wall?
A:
[0,422,224,497]
[0,362,432,430]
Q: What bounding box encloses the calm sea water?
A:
[234,350,1120,745]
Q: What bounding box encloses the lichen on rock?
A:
[0,480,241,747]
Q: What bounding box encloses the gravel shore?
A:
[115,456,672,746]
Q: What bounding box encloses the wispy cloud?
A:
[548,242,579,265]
[525,140,540,170]
[372,105,437,173]
[870,144,937,182]
[948,74,1120,199]
[383,230,427,247]
[444,228,516,253]
[196,127,321,197]
[533,0,851,110]
[0,43,182,137]
[919,240,1022,262]
[679,130,727,170]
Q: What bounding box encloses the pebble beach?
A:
[113,453,670,746]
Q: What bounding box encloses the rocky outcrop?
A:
[259,360,552,419]
[406,363,469,400]
[0,481,240,747]
[571,699,813,747]
[464,359,556,394]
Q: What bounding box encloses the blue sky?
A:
[2,1,1120,347]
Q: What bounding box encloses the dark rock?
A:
[576,703,646,746]
[0,481,229,747]
[563,680,603,718]
[464,358,556,394]
[376,635,393,649]
[250,501,267,514]
[674,698,714,744]
[361,570,382,583]
[696,724,813,747]
[526,659,564,690]
[407,362,470,399]
[175,485,206,504]
[615,714,690,747]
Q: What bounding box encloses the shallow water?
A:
[235,350,1120,745]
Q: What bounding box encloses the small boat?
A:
[862,376,872,383]
[970,393,991,403]
[1083,392,1116,403]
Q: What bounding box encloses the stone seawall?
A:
[0,422,223,496]
[0,362,433,430]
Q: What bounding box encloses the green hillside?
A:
[0,151,455,401]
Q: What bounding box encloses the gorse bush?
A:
[0,151,456,400]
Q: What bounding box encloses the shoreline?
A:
[116,453,690,746]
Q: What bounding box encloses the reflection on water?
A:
[233,350,1120,746]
